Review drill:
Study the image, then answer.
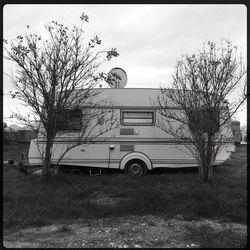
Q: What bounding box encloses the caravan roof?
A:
[70,88,162,108]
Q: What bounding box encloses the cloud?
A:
[3,4,247,125]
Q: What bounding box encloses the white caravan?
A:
[28,88,236,176]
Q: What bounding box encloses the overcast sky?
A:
[3,4,247,125]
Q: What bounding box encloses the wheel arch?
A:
[119,151,153,171]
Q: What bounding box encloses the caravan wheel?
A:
[125,160,147,177]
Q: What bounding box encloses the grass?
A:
[184,221,247,248]
[185,220,247,248]
[3,145,247,232]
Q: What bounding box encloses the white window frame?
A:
[120,109,155,126]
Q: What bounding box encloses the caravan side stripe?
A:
[35,140,235,145]
[29,157,198,164]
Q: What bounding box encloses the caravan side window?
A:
[121,110,155,125]
[188,107,220,133]
[57,108,82,131]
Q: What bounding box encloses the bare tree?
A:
[156,40,246,183]
[4,12,119,181]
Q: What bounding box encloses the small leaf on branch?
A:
[80,12,89,22]
[106,48,119,60]
[96,36,101,45]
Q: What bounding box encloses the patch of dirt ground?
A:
[3,215,246,248]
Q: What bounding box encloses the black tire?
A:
[125,160,147,177]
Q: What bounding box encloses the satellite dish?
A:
[106,67,127,88]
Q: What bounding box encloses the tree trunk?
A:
[43,134,54,182]
[198,135,214,183]
[209,163,214,178]
[199,157,210,183]
[199,162,204,181]
[204,162,209,183]
[199,157,213,183]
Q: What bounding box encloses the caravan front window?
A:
[121,110,155,125]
